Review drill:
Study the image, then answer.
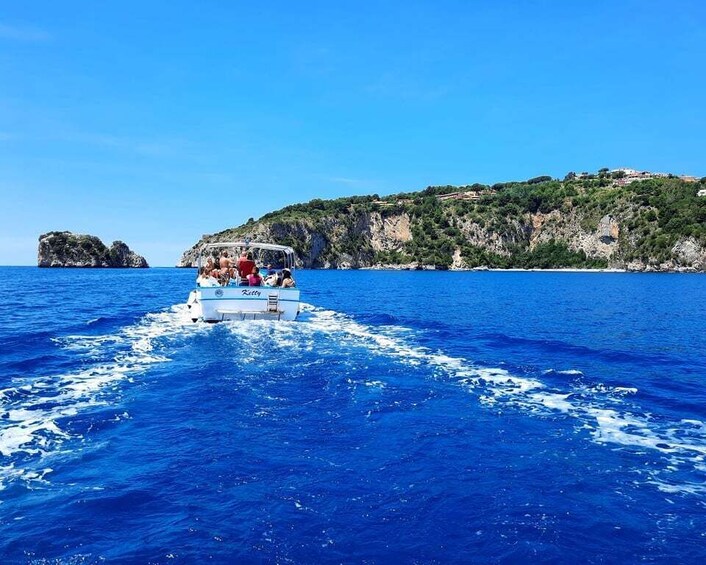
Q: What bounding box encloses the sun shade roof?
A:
[199,241,295,254]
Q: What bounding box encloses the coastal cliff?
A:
[179,172,706,272]
[38,231,149,268]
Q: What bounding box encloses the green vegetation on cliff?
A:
[43,231,111,263]
[38,231,149,268]
[196,173,706,270]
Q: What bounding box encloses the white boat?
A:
[186,241,301,322]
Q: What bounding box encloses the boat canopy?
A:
[198,241,297,270]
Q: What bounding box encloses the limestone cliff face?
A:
[180,212,411,268]
[666,238,706,271]
[369,213,413,251]
[38,231,149,268]
[178,207,705,272]
[528,211,621,260]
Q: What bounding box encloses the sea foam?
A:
[294,304,706,496]
[0,305,202,489]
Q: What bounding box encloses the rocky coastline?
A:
[178,211,705,273]
[38,231,149,268]
[177,173,706,273]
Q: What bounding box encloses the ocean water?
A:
[1,267,705,563]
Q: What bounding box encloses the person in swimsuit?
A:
[280,268,296,288]
[247,266,263,286]
[205,256,216,272]
[264,271,281,287]
[220,251,239,284]
[196,266,218,287]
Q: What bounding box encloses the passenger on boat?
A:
[280,268,296,288]
[237,252,256,279]
[196,267,219,287]
[264,271,281,287]
[219,251,235,279]
[247,266,263,286]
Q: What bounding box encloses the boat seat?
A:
[215,308,282,321]
[216,308,282,314]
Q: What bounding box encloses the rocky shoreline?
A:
[178,215,705,273]
[177,174,705,273]
[351,265,702,273]
[37,231,149,268]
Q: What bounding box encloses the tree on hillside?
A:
[527,175,553,184]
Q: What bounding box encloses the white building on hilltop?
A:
[610,168,640,176]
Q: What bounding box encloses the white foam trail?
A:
[0,304,204,489]
[296,305,706,495]
[5,301,703,497]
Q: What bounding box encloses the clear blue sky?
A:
[1,1,704,266]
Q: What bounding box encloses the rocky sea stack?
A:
[38,231,149,268]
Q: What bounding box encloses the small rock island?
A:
[38,231,149,268]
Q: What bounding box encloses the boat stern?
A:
[196,286,300,321]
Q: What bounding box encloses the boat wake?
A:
[0,304,203,491]
[1,302,704,498]
[294,305,706,497]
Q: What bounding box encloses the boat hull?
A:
[188,286,300,321]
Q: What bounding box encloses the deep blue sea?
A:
[1,267,705,563]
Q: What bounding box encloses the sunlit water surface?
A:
[1,267,705,562]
